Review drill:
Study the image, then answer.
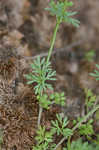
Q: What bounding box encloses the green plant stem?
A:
[37,20,61,128]
[46,20,60,64]
[37,105,43,128]
[67,136,71,150]
[54,105,99,150]
[72,105,99,131]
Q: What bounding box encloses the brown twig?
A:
[22,39,86,60]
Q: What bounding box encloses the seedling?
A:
[24,0,99,150]
[25,0,79,128]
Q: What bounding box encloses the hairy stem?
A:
[54,105,99,150]
[37,105,43,128]
[46,21,60,64]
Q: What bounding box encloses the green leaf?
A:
[66,11,77,17]
[66,1,73,7]
[66,138,99,150]
[90,64,99,80]
[84,50,95,62]
[78,120,94,137]
[51,114,71,137]
[27,80,34,84]
[51,92,66,106]
[96,64,99,69]
[63,128,73,137]
[45,0,80,28]
[85,88,96,113]
[25,56,56,95]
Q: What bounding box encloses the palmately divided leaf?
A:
[25,56,56,95]
[45,0,80,28]
[63,128,73,137]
